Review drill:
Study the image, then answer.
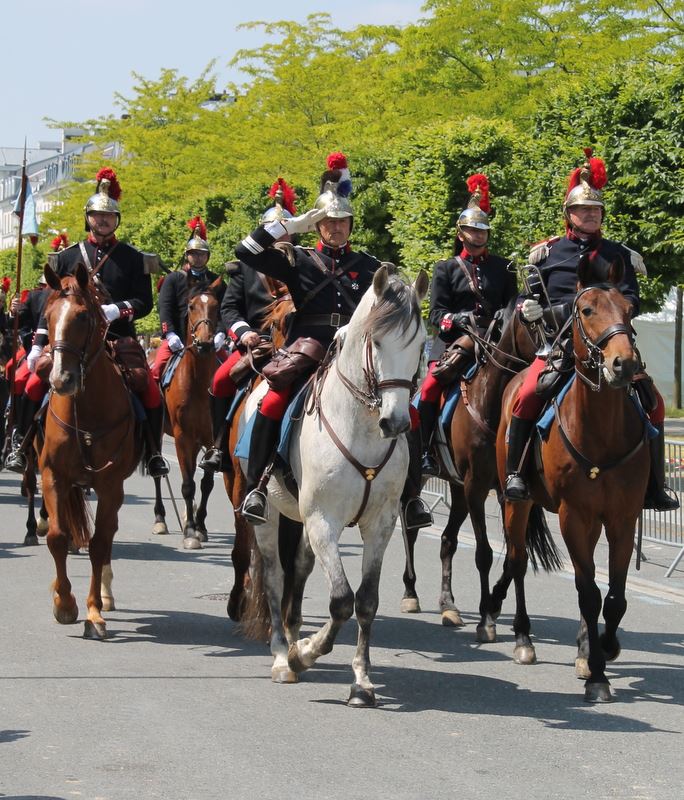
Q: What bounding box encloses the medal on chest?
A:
[349,271,359,291]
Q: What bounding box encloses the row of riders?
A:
[0,148,676,703]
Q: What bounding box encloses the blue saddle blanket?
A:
[536,374,658,440]
[413,363,476,432]
[234,383,310,465]
[160,351,184,390]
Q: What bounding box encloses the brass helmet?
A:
[313,152,353,220]
[261,177,297,224]
[563,147,607,218]
[457,173,491,233]
[185,216,210,255]
[84,168,121,231]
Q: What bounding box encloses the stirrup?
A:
[147,454,169,478]
[402,497,433,530]
[199,447,222,472]
[241,489,269,524]
[5,448,27,474]
[504,473,529,501]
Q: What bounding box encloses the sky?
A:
[3,0,426,149]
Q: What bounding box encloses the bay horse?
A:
[243,265,428,706]
[40,262,141,638]
[224,293,294,623]
[496,257,649,702]
[401,299,557,639]
[151,276,224,549]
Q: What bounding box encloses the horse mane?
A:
[362,275,422,338]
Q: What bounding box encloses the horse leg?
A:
[438,484,468,627]
[282,520,313,645]
[400,527,420,613]
[253,514,297,683]
[348,517,396,707]
[37,500,49,537]
[288,517,354,676]
[181,470,201,550]
[194,463,215,543]
[599,520,634,665]
[466,482,495,643]
[228,514,253,621]
[23,463,39,547]
[43,470,78,624]
[151,474,169,535]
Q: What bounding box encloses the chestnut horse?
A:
[40,263,141,638]
[496,257,649,702]
[401,299,560,638]
[151,276,224,549]
[224,294,295,623]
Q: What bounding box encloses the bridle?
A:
[572,285,634,392]
[187,299,217,351]
[50,288,106,392]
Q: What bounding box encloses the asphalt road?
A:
[0,440,682,800]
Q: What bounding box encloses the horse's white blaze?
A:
[49,300,72,386]
[200,293,209,302]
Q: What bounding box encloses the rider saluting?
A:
[235,152,382,524]
[504,148,678,511]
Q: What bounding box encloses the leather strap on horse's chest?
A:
[318,405,397,527]
[552,397,647,479]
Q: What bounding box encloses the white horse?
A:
[240,265,428,706]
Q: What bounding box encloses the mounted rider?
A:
[503,148,678,512]
[12,167,170,478]
[4,234,65,472]
[235,152,392,524]
[413,174,518,477]
[200,178,295,473]
[150,216,226,384]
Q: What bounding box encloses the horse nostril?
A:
[613,356,622,375]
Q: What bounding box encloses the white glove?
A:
[27,344,43,374]
[265,207,328,238]
[166,332,183,352]
[213,332,226,351]
[521,298,543,323]
[101,303,121,323]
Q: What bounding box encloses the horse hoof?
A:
[600,634,621,663]
[23,533,39,547]
[53,604,79,625]
[197,530,208,543]
[400,597,421,613]
[183,536,202,551]
[348,684,376,708]
[83,620,107,640]
[441,608,464,627]
[37,517,49,537]
[514,645,537,665]
[152,521,169,536]
[101,597,116,612]
[584,682,613,703]
[575,657,591,680]
[476,624,497,643]
[287,643,310,674]
[271,666,298,684]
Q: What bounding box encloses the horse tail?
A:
[239,537,272,642]
[525,504,563,573]
[62,485,92,550]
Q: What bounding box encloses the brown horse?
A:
[495,257,648,702]
[40,262,141,638]
[402,299,552,638]
[224,294,295,624]
[151,276,224,549]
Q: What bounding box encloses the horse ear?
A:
[373,264,389,297]
[210,276,224,294]
[577,252,591,289]
[75,262,89,289]
[608,255,625,286]
[413,269,429,302]
[44,264,62,291]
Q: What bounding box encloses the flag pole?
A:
[3,141,29,461]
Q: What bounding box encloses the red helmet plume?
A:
[50,232,69,252]
[186,215,207,240]
[466,173,491,213]
[95,167,121,201]
[268,178,298,215]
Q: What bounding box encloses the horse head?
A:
[44,262,105,396]
[574,253,637,389]
[344,264,427,438]
[261,292,294,350]
[186,275,223,354]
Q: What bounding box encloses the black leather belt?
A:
[297,313,351,328]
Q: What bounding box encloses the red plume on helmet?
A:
[268,178,298,215]
[1,277,10,294]
[186,215,207,240]
[50,232,69,252]
[466,173,491,213]
[320,151,352,197]
[566,147,607,197]
[95,167,121,200]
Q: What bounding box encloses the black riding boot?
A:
[644,425,679,511]
[241,411,281,524]
[144,405,169,478]
[199,393,232,472]
[503,416,535,501]
[400,428,434,530]
[417,398,440,476]
[5,396,42,474]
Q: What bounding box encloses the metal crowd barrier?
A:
[420,439,684,578]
